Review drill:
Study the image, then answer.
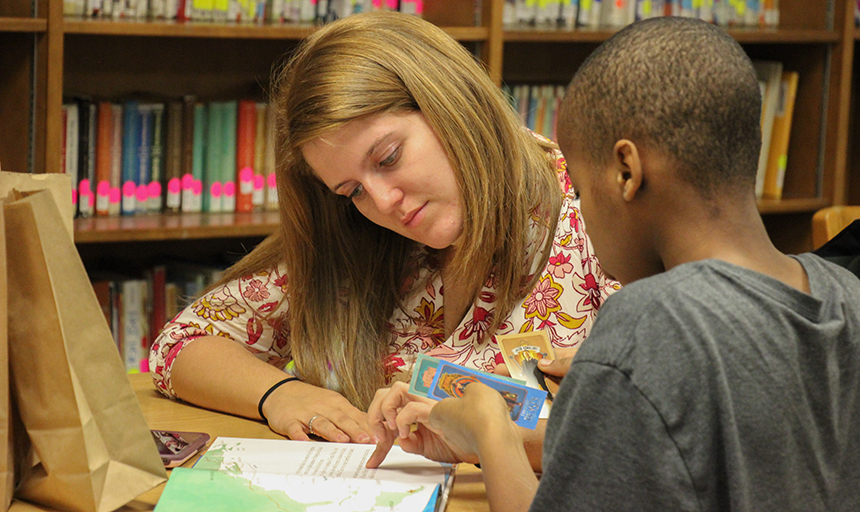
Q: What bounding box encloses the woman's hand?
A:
[261,380,374,444]
[365,382,479,468]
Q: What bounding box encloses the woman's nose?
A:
[365,176,404,215]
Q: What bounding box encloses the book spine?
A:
[136,104,154,215]
[121,100,141,216]
[204,101,224,213]
[64,103,80,214]
[109,103,124,216]
[221,100,238,213]
[184,102,207,213]
[120,279,146,374]
[95,101,114,216]
[236,99,257,213]
[264,102,279,211]
[77,98,96,218]
[164,100,184,213]
[181,96,200,213]
[149,103,166,213]
[253,102,267,210]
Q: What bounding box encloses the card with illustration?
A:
[408,354,441,398]
[426,360,546,430]
[496,331,560,398]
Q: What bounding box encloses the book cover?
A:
[204,101,224,213]
[121,100,141,216]
[762,71,798,201]
[95,101,114,217]
[221,100,239,213]
[155,437,454,512]
[235,100,257,213]
[559,0,578,27]
[753,60,783,199]
[149,103,166,213]
[164,100,184,213]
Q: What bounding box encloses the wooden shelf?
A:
[503,26,839,44]
[74,211,280,243]
[63,17,488,41]
[0,17,47,32]
[757,197,830,214]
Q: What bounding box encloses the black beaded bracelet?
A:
[258,377,300,425]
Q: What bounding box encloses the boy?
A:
[366,16,860,512]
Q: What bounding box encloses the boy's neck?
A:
[655,193,810,293]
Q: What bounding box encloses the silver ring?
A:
[308,415,322,435]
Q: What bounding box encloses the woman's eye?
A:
[380,147,400,167]
[348,184,364,200]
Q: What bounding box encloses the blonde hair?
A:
[219,11,562,409]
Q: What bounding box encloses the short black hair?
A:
[559,16,762,197]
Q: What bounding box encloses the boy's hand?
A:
[536,346,580,386]
[428,382,518,456]
[365,382,478,468]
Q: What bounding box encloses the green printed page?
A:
[154,437,453,512]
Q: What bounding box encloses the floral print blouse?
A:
[149,149,620,400]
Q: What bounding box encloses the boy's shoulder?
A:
[577,255,860,373]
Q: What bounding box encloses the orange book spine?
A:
[235,99,257,213]
[95,101,114,216]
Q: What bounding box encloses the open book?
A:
[155,437,455,512]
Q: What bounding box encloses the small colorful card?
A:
[409,354,526,399]
[426,360,546,430]
[496,331,560,400]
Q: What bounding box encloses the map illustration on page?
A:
[155,437,454,512]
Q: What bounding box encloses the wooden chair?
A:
[812,206,860,249]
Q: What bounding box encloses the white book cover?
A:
[121,279,147,374]
[156,437,454,512]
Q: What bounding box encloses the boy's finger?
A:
[365,433,395,469]
[538,357,573,377]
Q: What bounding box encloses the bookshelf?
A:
[0,0,855,262]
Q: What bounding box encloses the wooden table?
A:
[10,373,490,512]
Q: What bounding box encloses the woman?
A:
[149,10,616,452]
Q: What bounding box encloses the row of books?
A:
[505,60,798,201]
[504,0,780,28]
[92,262,223,374]
[62,97,279,218]
[63,0,423,23]
[504,83,565,143]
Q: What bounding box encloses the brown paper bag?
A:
[0,205,13,511]
[4,189,166,512]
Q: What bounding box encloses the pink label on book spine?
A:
[110,187,121,204]
[79,178,91,194]
[267,173,277,189]
[168,177,181,194]
[224,181,236,197]
[254,175,264,191]
[240,167,253,182]
[136,184,148,203]
[122,181,136,197]
[97,180,111,197]
[211,182,223,198]
[193,179,203,195]
[148,181,162,198]
[182,173,194,190]
[71,189,78,205]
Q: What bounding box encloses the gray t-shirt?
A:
[532,254,860,512]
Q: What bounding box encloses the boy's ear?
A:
[612,139,643,202]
